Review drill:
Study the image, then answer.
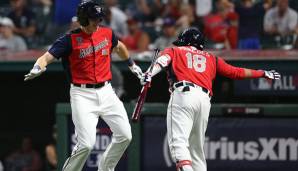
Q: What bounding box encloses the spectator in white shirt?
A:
[0,17,27,54]
[153,17,177,50]
[104,0,128,37]
[264,0,297,36]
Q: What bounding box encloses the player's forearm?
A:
[35,52,55,69]
[114,41,143,78]
[150,64,163,77]
[114,41,130,60]
[149,54,171,77]
[244,69,264,78]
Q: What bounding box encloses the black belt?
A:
[174,81,211,97]
[72,81,110,89]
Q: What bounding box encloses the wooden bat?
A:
[131,49,160,122]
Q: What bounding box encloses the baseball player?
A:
[141,27,281,171]
[24,1,143,171]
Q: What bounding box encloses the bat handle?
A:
[131,84,149,122]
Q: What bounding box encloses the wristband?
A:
[125,57,135,67]
[33,65,41,70]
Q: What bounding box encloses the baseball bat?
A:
[131,48,160,122]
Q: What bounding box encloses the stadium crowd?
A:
[0,0,298,56]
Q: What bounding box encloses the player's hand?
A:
[264,70,281,80]
[140,72,152,85]
[24,65,46,81]
[129,64,143,79]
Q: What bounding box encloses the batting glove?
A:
[264,70,281,80]
[140,73,152,85]
[129,64,143,79]
[24,65,46,81]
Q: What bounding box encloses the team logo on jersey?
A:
[79,38,109,58]
[76,37,83,45]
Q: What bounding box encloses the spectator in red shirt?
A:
[203,0,237,49]
[226,12,238,49]
[121,18,150,52]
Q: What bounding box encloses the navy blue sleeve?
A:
[48,34,72,59]
[111,31,118,49]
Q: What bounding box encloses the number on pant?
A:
[186,52,206,72]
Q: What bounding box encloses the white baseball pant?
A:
[62,83,132,171]
[167,84,211,171]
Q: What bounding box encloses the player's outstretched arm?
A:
[114,40,143,79]
[217,57,281,80]
[24,52,55,81]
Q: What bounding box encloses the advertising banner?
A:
[234,72,298,96]
[68,118,128,171]
[142,117,298,171]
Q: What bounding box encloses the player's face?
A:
[86,18,101,32]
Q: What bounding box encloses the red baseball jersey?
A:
[161,46,256,95]
[48,26,118,84]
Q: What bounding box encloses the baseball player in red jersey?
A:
[24,1,143,171]
[141,27,281,171]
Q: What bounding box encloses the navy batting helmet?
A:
[173,27,205,50]
[77,1,104,26]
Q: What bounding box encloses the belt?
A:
[72,81,110,89]
[173,81,211,97]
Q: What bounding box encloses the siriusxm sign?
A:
[143,117,298,171]
[163,136,298,168]
[205,137,298,161]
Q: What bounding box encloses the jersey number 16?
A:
[186,52,206,73]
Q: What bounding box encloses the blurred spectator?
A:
[31,0,53,37]
[226,12,238,49]
[153,17,177,49]
[130,0,163,23]
[121,18,150,51]
[264,0,297,48]
[234,0,272,49]
[104,0,128,37]
[45,125,57,171]
[0,17,27,54]
[176,3,195,32]
[203,0,237,49]
[5,136,42,171]
[163,0,183,19]
[7,0,37,44]
[195,0,212,17]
